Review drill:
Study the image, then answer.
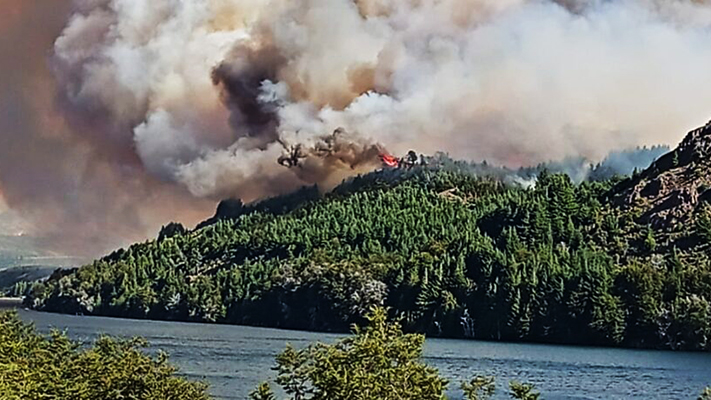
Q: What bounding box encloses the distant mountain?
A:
[0,265,58,296]
[0,212,79,294]
[0,235,76,296]
[0,233,78,269]
[0,211,41,267]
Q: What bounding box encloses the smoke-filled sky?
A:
[2,0,711,259]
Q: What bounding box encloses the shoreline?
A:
[19,308,708,354]
[0,297,23,308]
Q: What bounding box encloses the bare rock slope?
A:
[611,120,711,230]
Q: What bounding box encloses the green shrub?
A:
[251,307,539,400]
[509,381,541,400]
[0,311,209,400]
[461,376,496,400]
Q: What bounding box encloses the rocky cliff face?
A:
[611,120,711,230]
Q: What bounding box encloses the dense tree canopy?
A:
[26,165,711,350]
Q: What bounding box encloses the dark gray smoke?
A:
[212,38,286,146]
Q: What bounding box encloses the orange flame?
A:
[379,153,399,168]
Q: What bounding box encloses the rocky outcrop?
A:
[611,120,711,229]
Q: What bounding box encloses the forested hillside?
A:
[26,127,711,351]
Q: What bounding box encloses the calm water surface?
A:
[17,310,711,400]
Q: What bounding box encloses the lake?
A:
[16,310,711,400]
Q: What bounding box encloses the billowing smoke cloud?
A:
[52,0,711,194]
[0,0,213,259]
[3,0,711,257]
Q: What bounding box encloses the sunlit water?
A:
[16,310,711,400]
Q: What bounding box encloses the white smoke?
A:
[53,0,711,201]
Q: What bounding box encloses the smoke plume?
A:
[0,0,213,259]
[3,0,711,257]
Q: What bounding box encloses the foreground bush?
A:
[250,307,542,400]
[0,311,209,400]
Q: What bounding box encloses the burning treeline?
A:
[3,0,711,256]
